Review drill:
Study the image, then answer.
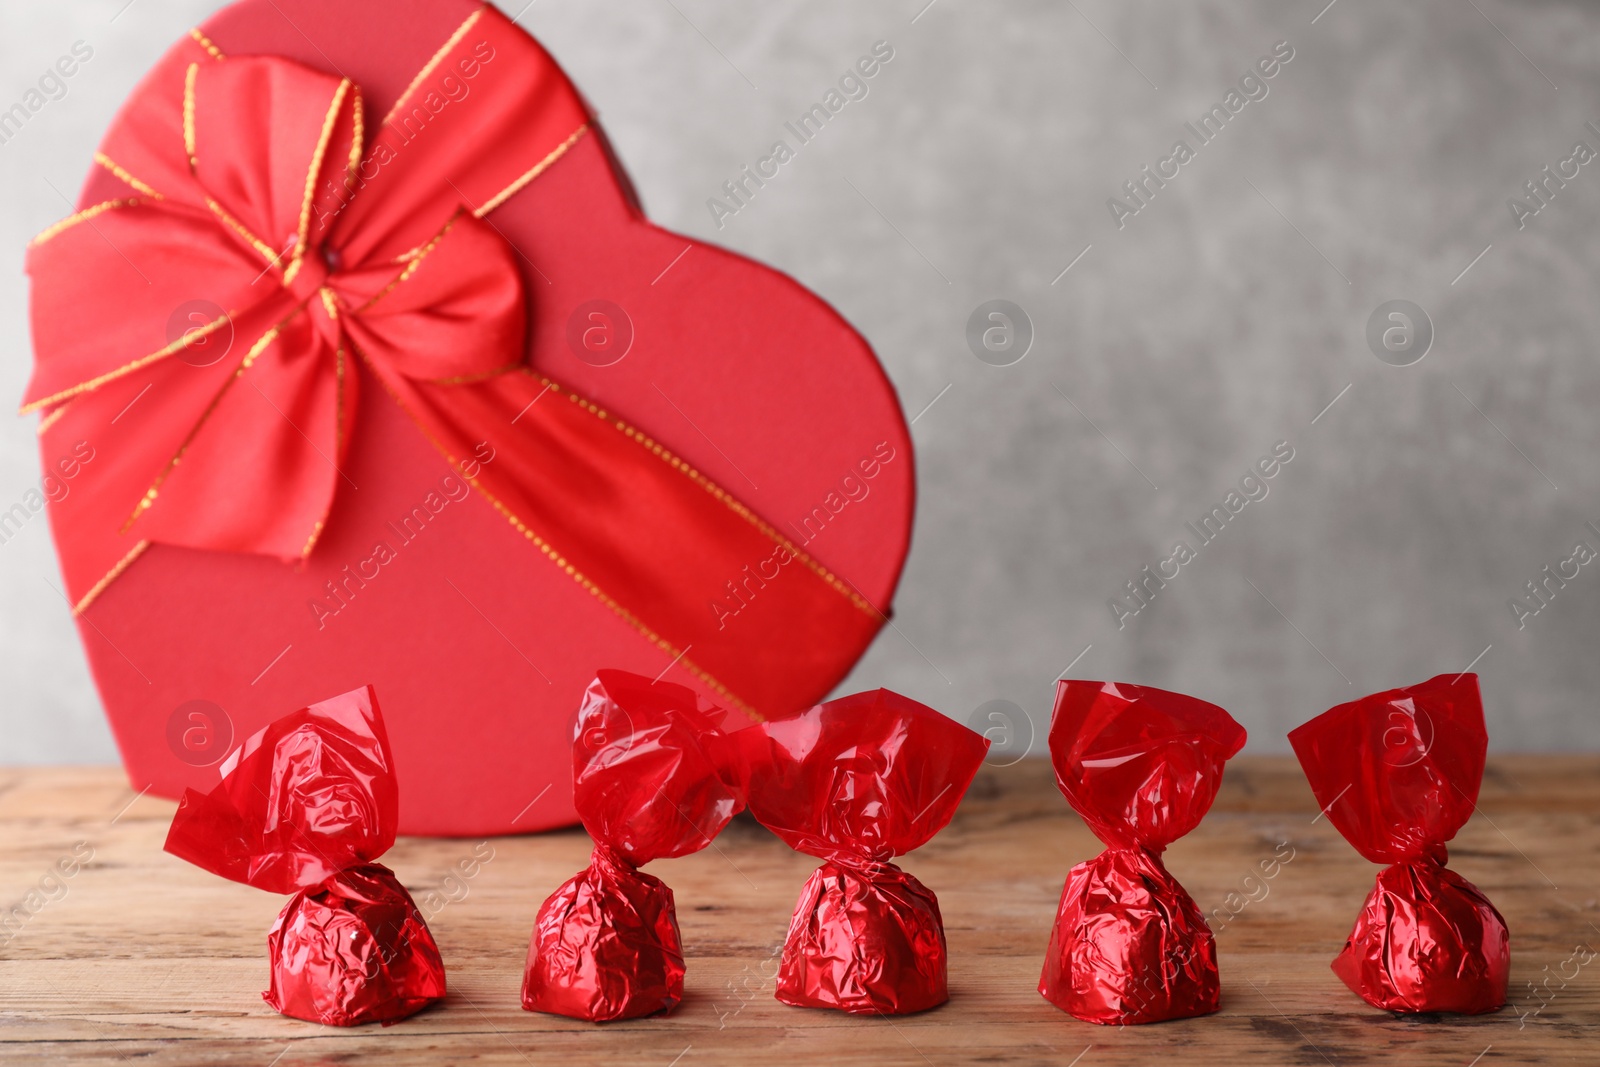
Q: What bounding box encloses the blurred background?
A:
[3,0,1597,763]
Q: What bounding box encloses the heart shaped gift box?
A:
[25,0,913,834]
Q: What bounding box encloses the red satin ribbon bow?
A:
[24,13,574,563]
[23,7,882,716]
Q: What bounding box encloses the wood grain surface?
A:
[0,757,1594,1066]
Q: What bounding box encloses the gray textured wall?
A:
[3,0,1597,763]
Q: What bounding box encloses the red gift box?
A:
[25,0,913,835]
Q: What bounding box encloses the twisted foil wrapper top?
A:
[1040,680,1246,1025]
[737,689,990,1015]
[163,685,445,1026]
[1290,672,1509,1014]
[522,671,746,1021]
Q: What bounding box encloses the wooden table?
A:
[0,757,1594,1065]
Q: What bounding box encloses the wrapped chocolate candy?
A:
[1041,680,1246,1024]
[523,671,746,1021]
[1289,673,1509,1014]
[164,686,445,1026]
[737,689,989,1014]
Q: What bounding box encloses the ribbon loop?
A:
[337,211,526,385]
[190,57,361,278]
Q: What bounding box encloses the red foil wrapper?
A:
[164,686,445,1026]
[522,671,745,1022]
[1289,673,1509,1014]
[1041,680,1246,1025]
[738,689,989,1014]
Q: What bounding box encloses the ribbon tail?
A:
[362,360,883,718]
